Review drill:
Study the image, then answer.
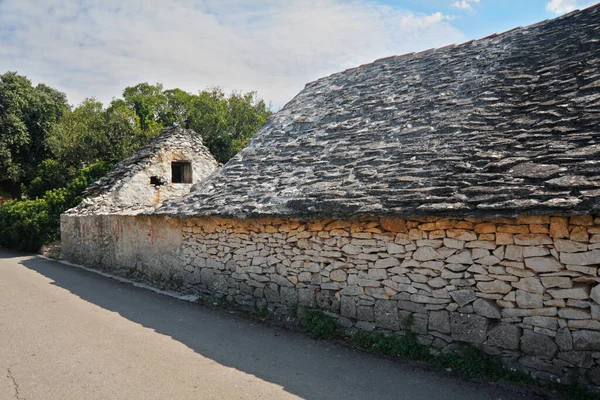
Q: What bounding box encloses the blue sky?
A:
[0,0,595,108]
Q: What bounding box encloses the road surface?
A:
[0,249,545,399]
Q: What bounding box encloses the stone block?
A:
[374,300,399,330]
[340,284,363,296]
[524,257,561,273]
[512,277,544,294]
[522,246,550,258]
[449,289,476,307]
[541,276,572,289]
[555,327,573,351]
[488,323,521,350]
[330,269,348,282]
[450,313,488,343]
[397,300,427,313]
[374,257,400,269]
[413,246,443,261]
[357,305,374,322]
[280,287,298,307]
[476,280,512,294]
[498,225,529,234]
[341,296,356,318]
[380,217,407,233]
[447,229,477,241]
[368,269,387,280]
[496,233,514,245]
[549,217,569,238]
[429,310,451,333]
[446,251,473,264]
[521,330,558,359]
[502,307,557,318]
[516,290,543,309]
[514,234,553,246]
[560,250,600,266]
[387,243,405,254]
[505,245,524,261]
[570,215,593,226]
[523,316,558,330]
[547,286,590,300]
[558,308,591,319]
[264,283,280,303]
[572,330,600,351]
[568,320,600,330]
[316,290,340,312]
[341,244,361,255]
[517,216,550,225]
[473,298,501,319]
[591,284,600,305]
[443,238,465,249]
[554,239,588,253]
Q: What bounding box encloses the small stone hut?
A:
[62,6,600,386]
[69,126,219,215]
[62,126,218,270]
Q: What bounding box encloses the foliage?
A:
[0,162,112,251]
[45,84,271,177]
[186,89,271,163]
[350,331,431,361]
[0,198,53,251]
[122,83,167,134]
[0,72,68,192]
[46,98,147,175]
[300,310,343,339]
[104,99,148,162]
[25,159,69,199]
[46,98,107,174]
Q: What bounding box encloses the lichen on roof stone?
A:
[155,5,600,219]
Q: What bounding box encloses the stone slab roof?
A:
[156,5,600,219]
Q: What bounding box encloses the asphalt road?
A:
[0,249,546,400]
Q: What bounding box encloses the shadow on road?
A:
[15,251,536,400]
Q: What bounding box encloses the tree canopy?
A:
[0,72,69,195]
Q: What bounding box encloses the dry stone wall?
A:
[178,214,600,386]
[62,213,600,386]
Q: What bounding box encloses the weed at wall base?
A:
[299,309,343,340]
[298,310,599,400]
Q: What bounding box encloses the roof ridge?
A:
[306,3,599,87]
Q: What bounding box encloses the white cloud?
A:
[546,0,594,14]
[0,0,466,109]
[451,0,480,11]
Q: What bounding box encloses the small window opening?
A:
[171,161,192,183]
[150,176,165,186]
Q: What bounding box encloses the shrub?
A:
[0,199,54,251]
[25,159,70,199]
[0,161,112,251]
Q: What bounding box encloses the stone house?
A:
[69,126,219,216]
[62,6,600,386]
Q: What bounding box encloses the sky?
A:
[0,0,597,109]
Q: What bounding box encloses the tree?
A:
[0,72,68,196]
[104,99,146,162]
[161,88,193,127]
[46,98,106,175]
[186,88,271,163]
[122,83,167,136]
